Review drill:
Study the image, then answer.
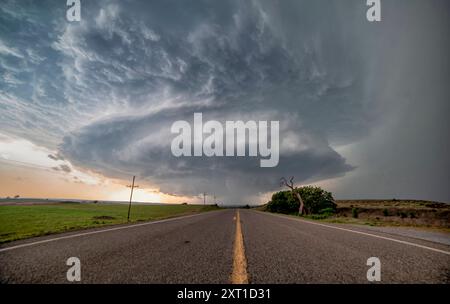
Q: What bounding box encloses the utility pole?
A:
[213,194,216,205]
[127,176,139,222]
[203,192,206,205]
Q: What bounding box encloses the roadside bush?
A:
[266,186,336,215]
[383,208,389,216]
[298,186,336,214]
[266,191,299,214]
[352,208,359,218]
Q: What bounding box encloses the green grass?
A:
[0,203,220,243]
[261,208,450,232]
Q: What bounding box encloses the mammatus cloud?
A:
[1,0,449,203]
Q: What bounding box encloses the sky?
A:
[0,0,449,204]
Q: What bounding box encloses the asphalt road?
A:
[0,209,449,283]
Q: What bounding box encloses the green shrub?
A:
[266,186,336,215]
[298,186,336,214]
[266,190,299,214]
[352,208,359,218]
[383,208,389,216]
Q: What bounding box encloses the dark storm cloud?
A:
[61,107,352,201]
[53,0,366,202]
[323,0,450,202]
[1,0,448,202]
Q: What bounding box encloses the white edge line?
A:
[258,211,450,256]
[0,211,219,253]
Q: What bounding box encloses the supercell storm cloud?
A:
[0,0,449,203]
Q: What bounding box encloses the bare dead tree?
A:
[280,176,306,215]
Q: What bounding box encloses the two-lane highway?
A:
[0,209,449,283]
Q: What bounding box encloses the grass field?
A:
[258,199,450,231]
[0,203,220,244]
[329,200,449,229]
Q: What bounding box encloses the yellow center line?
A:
[231,209,249,284]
